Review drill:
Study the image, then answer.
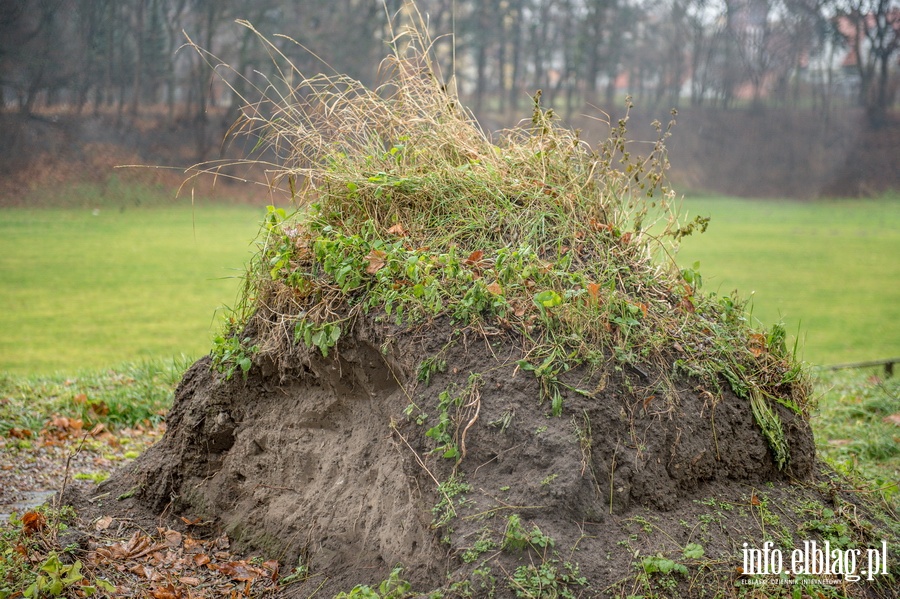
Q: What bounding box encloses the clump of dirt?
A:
[75,20,899,598]
[84,313,900,598]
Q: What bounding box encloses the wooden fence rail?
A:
[820,357,899,377]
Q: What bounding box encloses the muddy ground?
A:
[66,317,898,597]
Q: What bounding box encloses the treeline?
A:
[0,0,897,126]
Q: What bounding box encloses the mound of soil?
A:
[74,314,886,598]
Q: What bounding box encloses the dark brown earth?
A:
[63,313,900,598]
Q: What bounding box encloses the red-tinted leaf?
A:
[22,511,46,536]
[465,250,484,265]
[7,428,32,439]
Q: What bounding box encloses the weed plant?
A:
[195,19,810,466]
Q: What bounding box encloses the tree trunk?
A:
[131,0,145,117]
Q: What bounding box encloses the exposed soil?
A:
[65,314,898,597]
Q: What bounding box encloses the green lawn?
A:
[0,196,263,375]
[674,195,900,366]
[2,187,898,374]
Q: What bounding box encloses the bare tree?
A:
[835,0,900,124]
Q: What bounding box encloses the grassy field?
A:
[0,185,264,375]
[1,188,897,373]
[674,194,900,366]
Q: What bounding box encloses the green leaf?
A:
[328,325,342,345]
[533,290,563,308]
[683,543,704,559]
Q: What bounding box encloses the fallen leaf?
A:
[183,537,205,554]
[590,220,613,232]
[193,553,211,567]
[209,560,266,582]
[386,223,406,236]
[22,511,46,535]
[95,515,114,531]
[150,583,180,599]
[749,333,766,357]
[130,563,154,579]
[883,414,900,426]
[97,531,166,561]
[214,533,230,550]
[365,249,387,274]
[179,576,201,586]
[464,250,484,266]
[163,529,183,548]
[89,400,110,417]
[43,415,84,439]
[263,559,279,581]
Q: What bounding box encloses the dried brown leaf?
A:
[883,413,900,426]
[163,529,183,548]
[365,249,387,274]
[193,553,211,567]
[94,515,114,531]
[386,223,406,236]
